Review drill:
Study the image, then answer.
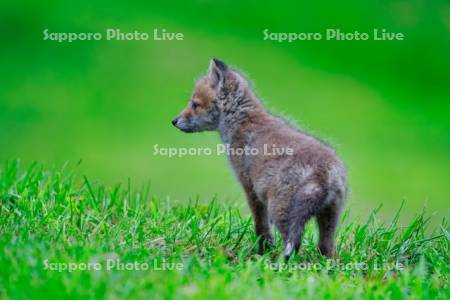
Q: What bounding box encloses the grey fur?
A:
[173,59,347,259]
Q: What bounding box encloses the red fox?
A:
[172,59,347,259]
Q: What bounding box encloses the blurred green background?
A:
[1,1,449,222]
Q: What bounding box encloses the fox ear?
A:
[208,58,228,88]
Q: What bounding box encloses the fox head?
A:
[172,58,248,133]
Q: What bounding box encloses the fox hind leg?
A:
[316,200,342,258]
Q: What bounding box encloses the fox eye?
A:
[191,101,200,110]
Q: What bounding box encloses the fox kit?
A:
[172,59,347,259]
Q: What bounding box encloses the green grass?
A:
[0,161,448,299]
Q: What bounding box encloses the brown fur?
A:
[172,59,347,259]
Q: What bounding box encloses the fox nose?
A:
[171,117,179,126]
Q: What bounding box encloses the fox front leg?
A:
[246,190,274,255]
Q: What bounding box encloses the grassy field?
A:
[0,161,448,299]
[1,1,449,224]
